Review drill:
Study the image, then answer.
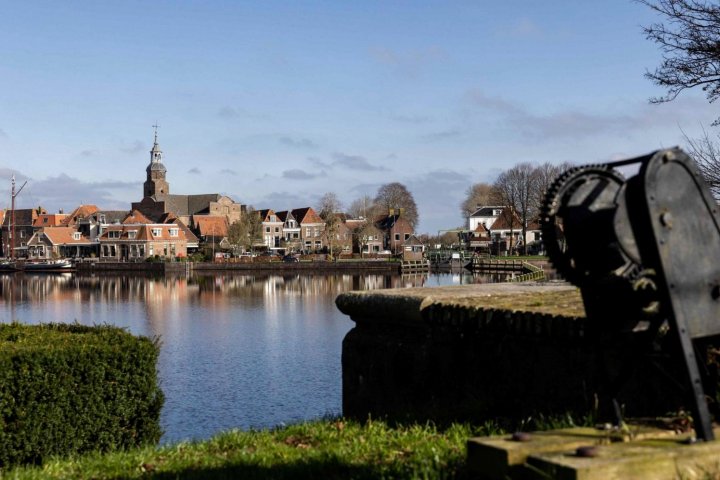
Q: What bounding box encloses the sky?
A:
[0,0,717,234]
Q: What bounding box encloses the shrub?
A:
[0,323,163,467]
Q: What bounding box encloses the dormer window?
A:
[169,228,178,237]
[128,231,137,239]
[73,232,81,241]
[151,228,162,237]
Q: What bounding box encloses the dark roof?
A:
[2,208,40,227]
[92,211,131,224]
[153,194,222,216]
[275,210,295,223]
[376,214,401,230]
[291,207,323,224]
[470,206,504,217]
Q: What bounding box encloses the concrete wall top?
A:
[336,283,586,333]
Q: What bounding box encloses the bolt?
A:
[575,445,599,457]
[660,212,673,228]
[511,432,531,442]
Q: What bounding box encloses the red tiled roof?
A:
[61,205,99,226]
[194,216,228,237]
[123,210,153,224]
[40,227,91,245]
[34,214,68,227]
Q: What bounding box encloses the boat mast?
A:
[9,175,27,260]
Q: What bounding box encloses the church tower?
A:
[143,125,170,198]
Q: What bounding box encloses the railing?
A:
[510,261,545,282]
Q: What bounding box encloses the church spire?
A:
[150,122,163,163]
[144,124,169,197]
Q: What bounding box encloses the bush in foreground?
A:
[0,323,163,467]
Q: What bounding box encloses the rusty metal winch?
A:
[541,148,720,441]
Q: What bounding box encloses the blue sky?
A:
[0,1,717,233]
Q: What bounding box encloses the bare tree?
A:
[493,163,538,255]
[347,195,378,219]
[317,192,343,257]
[374,182,419,228]
[682,127,720,198]
[353,221,376,258]
[532,161,575,213]
[460,183,496,219]
[640,0,720,124]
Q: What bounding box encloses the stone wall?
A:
[336,284,696,425]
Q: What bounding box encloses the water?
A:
[0,270,506,443]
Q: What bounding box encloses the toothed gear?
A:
[540,165,627,285]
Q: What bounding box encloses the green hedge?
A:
[0,323,163,467]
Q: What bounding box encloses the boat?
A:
[21,259,73,272]
[0,261,18,272]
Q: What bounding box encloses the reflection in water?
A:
[0,270,504,443]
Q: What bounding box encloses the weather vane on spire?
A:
[152,122,160,144]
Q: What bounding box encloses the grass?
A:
[2,419,506,480]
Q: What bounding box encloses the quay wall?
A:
[75,261,400,274]
[336,284,695,425]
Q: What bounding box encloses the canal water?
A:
[0,270,505,443]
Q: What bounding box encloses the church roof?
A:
[153,194,222,216]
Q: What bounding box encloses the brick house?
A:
[292,207,325,253]
[376,210,414,254]
[345,219,384,254]
[2,208,45,258]
[98,223,187,261]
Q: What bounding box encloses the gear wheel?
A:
[540,165,627,285]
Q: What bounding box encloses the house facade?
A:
[258,209,284,250]
[376,211,414,254]
[26,227,94,259]
[98,223,187,261]
[292,207,325,252]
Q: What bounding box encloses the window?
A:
[128,231,137,239]
[270,215,277,222]
[43,218,48,224]
[149,245,154,256]
[404,233,410,240]
[151,228,162,237]
[395,234,400,241]
[73,232,81,240]
[169,228,178,237]
[108,231,120,239]
[266,227,270,233]
[19,231,25,239]
[274,227,279,233]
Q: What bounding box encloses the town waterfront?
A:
[0,271,504,444]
